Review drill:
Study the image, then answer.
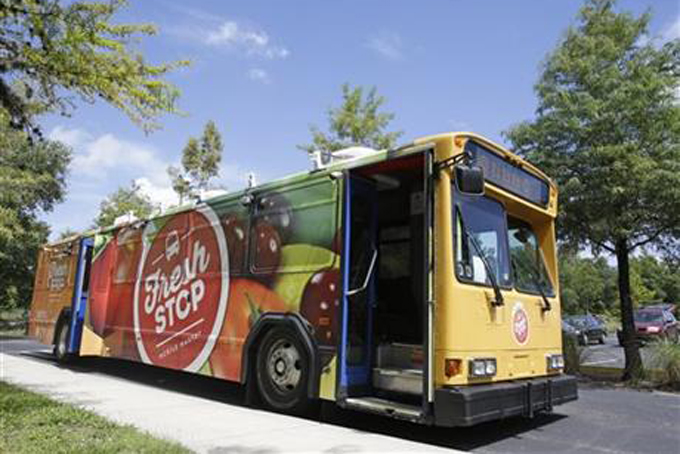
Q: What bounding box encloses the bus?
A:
[29,132,577,427]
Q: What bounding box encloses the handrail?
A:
[346,248,378,296]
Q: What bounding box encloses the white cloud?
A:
[663,16,680,42]
[367,32,404,60]
[247,68,271,84]
[48,125,91,148]
[205,21,289,59]
[134,177,178,209]
[69,133,167,183]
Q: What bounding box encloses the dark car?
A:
[565,315,607,345]
[617,308,679,345]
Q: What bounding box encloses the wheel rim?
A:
[57,325,68,357]
[266,338,301,393]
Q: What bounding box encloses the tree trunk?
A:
[615,239,643,381]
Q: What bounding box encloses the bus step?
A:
[345,397,421,422]
[373,367,423,395]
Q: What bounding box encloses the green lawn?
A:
[0,381,191,453]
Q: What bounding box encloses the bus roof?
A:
[47,131,555,245]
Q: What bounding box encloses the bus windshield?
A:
[454,189,511,287]
[507,217,555,296]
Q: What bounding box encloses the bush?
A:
[648,339,680,390]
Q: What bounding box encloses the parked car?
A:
[564,315,606,345]
[562,319,587,345]
[616,307,679,345]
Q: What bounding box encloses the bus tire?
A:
[53,317,73,363]
[255,326,311,414]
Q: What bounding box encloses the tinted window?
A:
[454,188,511,287]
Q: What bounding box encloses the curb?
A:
[580,365,665,381]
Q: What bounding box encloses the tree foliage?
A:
[168,120,223,203]
[0,0,188,137]
[299,83,403,153]
[93,181,157,229]
[0,118,70,309]
[505,0,680,380]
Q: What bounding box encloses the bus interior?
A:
[344,152,428,408]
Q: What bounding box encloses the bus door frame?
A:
[422,147,435,419]
[67,236,94,354]
[338,174,378,396]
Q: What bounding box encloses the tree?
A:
[0,0,188,137]
[0,118,70,309]
[505,0,680,380]
[299,83,403,153]
[168,120,223,203]
[57,228,80,240]
[93,181,157,229]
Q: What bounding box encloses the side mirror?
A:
[455,165,485,195]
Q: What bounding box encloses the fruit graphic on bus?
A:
[210,278,286,381]
[301,268,341,345]
[222,214,247,272]
[134,208,229,371]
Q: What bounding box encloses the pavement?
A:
[580,334,654,369]
[2,337,680,454]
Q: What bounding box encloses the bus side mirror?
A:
[455,165,484,195]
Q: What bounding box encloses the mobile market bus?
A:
[29,132,577,427]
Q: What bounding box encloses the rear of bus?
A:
[425,133,577,426]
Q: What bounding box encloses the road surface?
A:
[2,337,679,453]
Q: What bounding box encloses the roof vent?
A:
[309,146,380,170]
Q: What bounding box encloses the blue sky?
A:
[42,0,679,238]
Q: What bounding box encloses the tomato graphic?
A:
[134,207,229,371]
[209,278,286,381]
[301,268,340,346]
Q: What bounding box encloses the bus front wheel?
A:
[255,326,311,414]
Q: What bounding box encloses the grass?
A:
[0,381,191,454]
[648,339,680,391]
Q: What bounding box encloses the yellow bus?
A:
[29,131,576,427]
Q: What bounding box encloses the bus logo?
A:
[133,205,230,372]
[512,303,529,345]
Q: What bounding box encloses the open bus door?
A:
[337,149,434,422]
[339,176,378,395]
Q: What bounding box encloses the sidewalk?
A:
[1,347,460,453]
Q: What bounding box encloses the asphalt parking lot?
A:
[2,336,679,453]
[580,333,655,369]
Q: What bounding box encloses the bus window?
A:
[507,217,554,296]
[454,189,511,287]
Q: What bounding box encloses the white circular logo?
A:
[512,302,529,345]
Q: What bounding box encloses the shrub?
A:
[648,339,680,390]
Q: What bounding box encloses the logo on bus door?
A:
[133,205,229,371]
[512,302,529,345]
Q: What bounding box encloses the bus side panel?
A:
[28,240,81,345]
[76,176,342,401]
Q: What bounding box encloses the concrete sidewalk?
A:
[1,349,460,453]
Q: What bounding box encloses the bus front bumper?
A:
[433,374,578,427]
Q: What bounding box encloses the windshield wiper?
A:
[511,256,552,312]
[459,212,504,307]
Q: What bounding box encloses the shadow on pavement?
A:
[13,348,568,452]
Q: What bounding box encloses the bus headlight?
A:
[546,354,564,370]
[469,358,497,377]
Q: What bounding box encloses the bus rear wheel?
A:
[53,318,72,363]
[255,326,310,414]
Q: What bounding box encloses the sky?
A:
[41,0,680,238]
